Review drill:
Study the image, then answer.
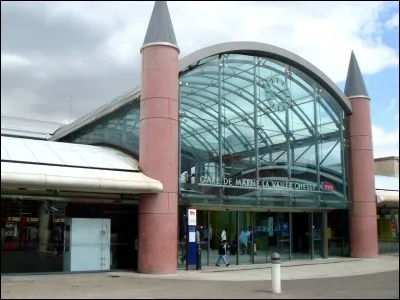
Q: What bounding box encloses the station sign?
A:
[199,176,335,192]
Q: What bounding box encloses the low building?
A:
[1,1,398,275]
[375,156,399,177]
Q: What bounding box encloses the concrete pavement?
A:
[111,255,399,281]
[1,255,399,299]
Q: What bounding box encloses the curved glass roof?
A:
[179,52,344,160]
[54,42,349,209]
[179,41,351,114]
[52,42,350,143]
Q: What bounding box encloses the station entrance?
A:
[177,207,349,268]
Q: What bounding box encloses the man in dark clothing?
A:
[215,240,230,267]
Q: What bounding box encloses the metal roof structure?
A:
[51,86,141,141]
[142,1,178,52]
[344,51,370,99]
[1,116,65,140]
[179,42,352,114]
[51,42,352,143]
[1,136,162,194]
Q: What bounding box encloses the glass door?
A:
[238,211,252,265]
[291,212,311,260]
[209,210,237,266]
[196,210,209,266]
[252,212,291,264]
[253,211,269,264]
[275,213,290,262]
[312,212,323,259]
[260,212,290,263]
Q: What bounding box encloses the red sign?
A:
[321,181,334,192]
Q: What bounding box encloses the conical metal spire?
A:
[142,1,178,51]
[344,51,370,99]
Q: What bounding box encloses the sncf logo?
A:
[190,211,195,215]
[321,181,334,192]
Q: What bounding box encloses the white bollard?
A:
[271,252,281,294]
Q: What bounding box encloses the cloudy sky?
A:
[1,1,399,158]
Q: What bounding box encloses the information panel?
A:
[186,209,197,270]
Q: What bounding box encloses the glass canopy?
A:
[178,53,346,209]
[62,52,347,209]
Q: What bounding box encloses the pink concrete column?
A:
[345,51,378,258]
[138,2,180,274]
[348,98,378,258]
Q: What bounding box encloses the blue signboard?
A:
[186,209,197,270]
[187,226,197,267]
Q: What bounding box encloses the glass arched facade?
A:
[179,53,346,209]
[60,52,347,210]
[59,50,350,263]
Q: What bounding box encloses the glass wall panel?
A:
[253,211,290,264]
[275,212,291,262]
[220,57,258,207]
[291,213,311,259]
[327,210,349,257]
[62,102,141,157]
[312,212,324,258]
[317,88,346,210]
[1,199,64,273]
[196,210,210,266]
[252,211,267,264]
[209,211,237,266]
[1,198,138,274]
[179,53,347,211]
[378,208,399,254]
[238,211,252,264]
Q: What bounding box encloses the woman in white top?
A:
[220,227,228,242]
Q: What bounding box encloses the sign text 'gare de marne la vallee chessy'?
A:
[199,176,335,192]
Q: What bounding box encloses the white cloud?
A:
[385,98,398,113]
[372,123,399,158]
[1,1,399,125]
[44,1,399,84]
[1,53,35,70]
[385,12,399,30]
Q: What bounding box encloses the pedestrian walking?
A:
[215,240,230,267]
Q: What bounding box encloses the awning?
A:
[1,162,163,194]
[376,190,399,207]
[1,136,163,194]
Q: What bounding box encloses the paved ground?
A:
[1,271,398,299]
[1,256,399,299]
[119,255,399,281]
